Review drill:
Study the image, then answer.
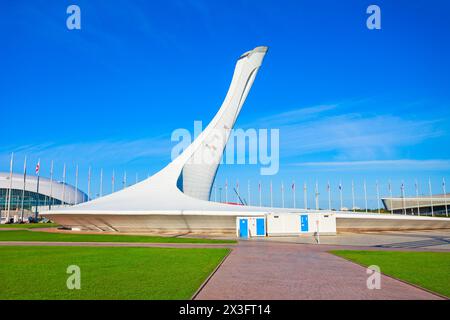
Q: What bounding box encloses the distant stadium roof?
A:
[382,194,450,211]
[0,172,87,205]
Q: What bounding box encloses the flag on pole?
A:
[315,181,319,210]
[35,160,40,175]
[303,182,308,210]
[292,181,296,208]
[327,180,331,210]
[225,179,228,203]
[34,158,41,219]
[112,169,115,193]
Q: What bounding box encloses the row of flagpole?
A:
[2,153,449,220]
[1,153,148,222]
[211,178,449,216]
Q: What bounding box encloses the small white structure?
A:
[236,212,336,238]
[266,212,336,236]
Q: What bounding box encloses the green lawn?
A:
[0,223,59,229]
[0,246,229,299]
[330,250,450,297]
[0,230,235,244]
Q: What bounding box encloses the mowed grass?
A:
[0,246,229,299]
[330,250,450,297]
[0,223,59,229]
[0,230,235,244]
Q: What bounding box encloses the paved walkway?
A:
[194,241,443,300]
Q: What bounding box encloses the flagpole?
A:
[88,166,91,200]
[100,168,103,197]
[74,164,78,205]
[327,181,331,210]
[259,181,262,207]
[376,180,380,214]
[270,180,273,207]
[292,181,296,209]
[34,158,40,220]
[315,181,319,210]
[303,182,307,210]
[364,179,368,213]
[112,170,115,193]
[428,178,433,216]
[20,156,27,222]
[247,180,250,206]
[401,181,406,215]
[225,179,228,203]
[62,163,66,206]
[351,180,355,212]
[415,179,420,216]
[388,179,393,214]
[49,161,54,209]
[6,152,14,222]
[442,178,448,217]
[339,181,343,211]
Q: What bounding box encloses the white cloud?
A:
[0,136,173,167]
[292,159,450,171]
[251,107,443,159]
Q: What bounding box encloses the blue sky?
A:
[1,0,450,208]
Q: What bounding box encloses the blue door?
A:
[256,218,265,236]
[300,215,309,232]
[239,218,249,238]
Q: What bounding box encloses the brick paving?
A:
[194,241,443,300]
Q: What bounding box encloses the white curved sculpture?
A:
[181,46,268,200]
[44,46,270,231]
